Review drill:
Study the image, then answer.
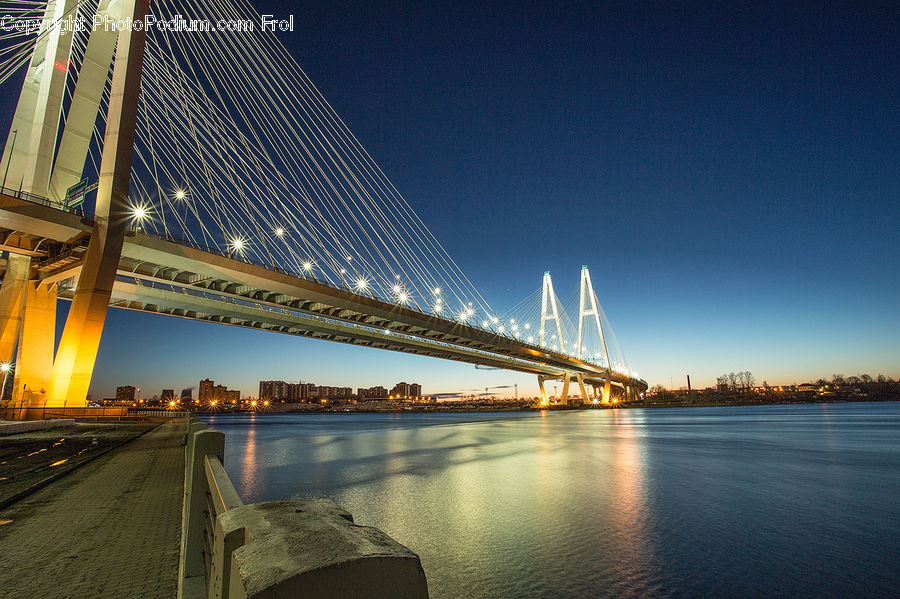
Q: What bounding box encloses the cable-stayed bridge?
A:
[0,0,646,415]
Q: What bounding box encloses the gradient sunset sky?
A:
[2,1,897,398]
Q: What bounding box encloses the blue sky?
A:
[5,1,899,398]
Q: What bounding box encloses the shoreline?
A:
[191,394,899,415]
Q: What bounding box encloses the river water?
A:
[205,402,900,597]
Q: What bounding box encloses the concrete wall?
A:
[181,424,429,599]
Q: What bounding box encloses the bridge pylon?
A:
[576,266,612,403]
[0,0,151,413]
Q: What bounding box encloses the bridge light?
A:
[524,323,530,330]
[466,308,474,316]
[498,326,505,333]
[274,227,285,237]
[433,287,441,295]
[491,317,499,324]
[482,320,489,327]
[392,284,401,294]
[129,204,150,222]
[340,268,346,274]
[433,304,442,314]
[458,310,468,322]
[398,292,409,304]
[528,336,534,343]
[229,237,246,253]
[355,278,368,290]
[174,189,186,200]
[0,362,9,372]
[346,256,352,262]
[303,262,312,270]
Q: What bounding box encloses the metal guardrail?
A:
[0,185,91,218]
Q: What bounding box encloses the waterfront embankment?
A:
[0,421,185,599]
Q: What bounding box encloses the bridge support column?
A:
[560,374,571,405]
[1,0,77,195]
[12,281,57,414]
[601,379,612,404]
[576,374,590,404]
[46,0,150,407]
[0,254,30,364]
[537,376,549,406]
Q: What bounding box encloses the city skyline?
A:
[3,1,898,398]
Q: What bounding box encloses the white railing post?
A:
[179,427,224,598]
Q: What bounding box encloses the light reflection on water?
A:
[205,403,900,598]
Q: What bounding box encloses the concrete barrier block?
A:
[220,498,428,599]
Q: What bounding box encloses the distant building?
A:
[161,389,175,401]
[316,385,351,399]
[358,386,388,401]
[410,383,422,398]
[224,389,240,403]
[259,380,285,401]
[116,385,136,403]
[181,388,193,401]
[199,378,214,401]
[390,382,410,398]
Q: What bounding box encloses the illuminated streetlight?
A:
[0,362,10,405]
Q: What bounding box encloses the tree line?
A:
[717,371,755,391]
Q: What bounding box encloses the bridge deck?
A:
[0,421,186,599]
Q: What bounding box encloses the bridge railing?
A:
[0,185,92,218]
[180,421,429,599]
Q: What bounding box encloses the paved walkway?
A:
[0,420,186,599]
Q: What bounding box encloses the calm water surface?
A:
[205,403,900,597]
